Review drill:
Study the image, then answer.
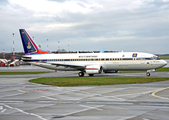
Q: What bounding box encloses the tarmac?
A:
[0,66,169,120]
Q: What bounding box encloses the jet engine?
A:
[85,65,103,74]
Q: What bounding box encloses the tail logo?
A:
[27,42,31,49]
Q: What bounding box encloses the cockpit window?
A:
[157,57,160,60]
[152,56,160,60]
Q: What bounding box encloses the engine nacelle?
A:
[85,65,103,74]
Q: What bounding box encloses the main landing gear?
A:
[78,72,95,77]
[78,72,84,77]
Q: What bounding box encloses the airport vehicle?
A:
[19,29,167,77]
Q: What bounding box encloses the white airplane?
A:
[0,59,9,66]
[19,29,167,77]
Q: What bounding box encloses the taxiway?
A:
[0,67,169,120]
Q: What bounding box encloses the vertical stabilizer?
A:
[100,48,105,53]
[19,29,50,55]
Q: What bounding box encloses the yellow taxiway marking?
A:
[151,87,169,100]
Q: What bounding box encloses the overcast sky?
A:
[0,0,169,54]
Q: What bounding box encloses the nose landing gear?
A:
[146,72,150,77]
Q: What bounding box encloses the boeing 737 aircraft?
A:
[19,29,167,77]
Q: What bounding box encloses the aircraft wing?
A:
[48,62,86,69]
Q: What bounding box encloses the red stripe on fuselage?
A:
[86,68,98,70]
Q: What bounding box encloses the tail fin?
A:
[100,48,105,53]
[19,29,50,55]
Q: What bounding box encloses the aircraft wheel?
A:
[78,72,84,77]
[146,72,150,77]
[89,74,94,76]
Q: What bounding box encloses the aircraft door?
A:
[140,55,145,64]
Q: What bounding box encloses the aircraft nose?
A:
[162,60,167,66]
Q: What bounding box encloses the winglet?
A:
[19,29,50,55]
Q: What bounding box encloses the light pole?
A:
[58,41,60,53]
[47,39,49,51]
[3,49,5,59]
[12,33,15,60]
[68,44,69,53]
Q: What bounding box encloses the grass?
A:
[29,77,169,87]
[156,67,169,72]
[160,56,169,59]
[0,71,52,75]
